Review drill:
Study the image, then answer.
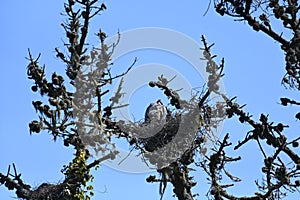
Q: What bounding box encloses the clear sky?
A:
[1,0,300,199]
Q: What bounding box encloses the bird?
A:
[144,99,166,124]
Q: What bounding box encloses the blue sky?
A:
[1,0,300,199]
